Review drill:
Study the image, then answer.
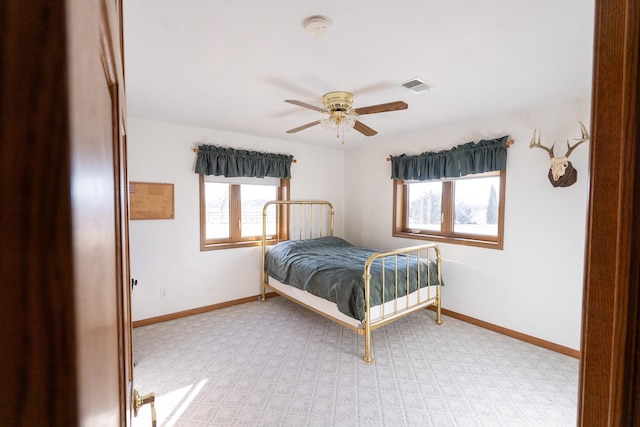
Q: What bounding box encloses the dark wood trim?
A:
[441,180,454,235]
[428,307,580,359]
[199,174,207,250]
[102,2,131,423]
[279,179,290,240]
[578,0,640,424]
[495,168,506,249]
[392,179,405,234]
[132,292,279,328]
[229,184,242,240]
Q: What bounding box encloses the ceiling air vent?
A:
[402,78,430,93]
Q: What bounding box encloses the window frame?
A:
[393,169,506,249]
[199,176,290,251]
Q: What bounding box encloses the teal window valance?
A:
[194,145,294,179]
[390,136,509,181]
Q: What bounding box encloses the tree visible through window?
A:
[486,185,498,225]
[408,181,441,232]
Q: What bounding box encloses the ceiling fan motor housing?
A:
[323,91,354,113]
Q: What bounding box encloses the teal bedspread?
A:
[265,236,440,321]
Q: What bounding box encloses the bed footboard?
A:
[261,200,443,363]
[362,244,442,363]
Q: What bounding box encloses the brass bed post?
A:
[308,204,312,238]
[362,267,374,364]
[434,245,443,325]
[298,204,302,240]
[261,201,271,302]
[405,253,410,309]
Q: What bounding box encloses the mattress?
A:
[264,236,440,321]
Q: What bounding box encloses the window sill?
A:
[393,231,503,250]
[200,239,280,251]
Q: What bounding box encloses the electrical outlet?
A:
[160,288,167,299]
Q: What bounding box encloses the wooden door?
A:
[68,0,134,424]
[103,0,136,423]
[0,0,132,425]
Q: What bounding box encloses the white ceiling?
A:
[123,1,595,149]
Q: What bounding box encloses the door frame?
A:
[101,0,134,423]
[578,0,640,424]
[1,0,638,425]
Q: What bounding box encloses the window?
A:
[200,175,289,250]
[393,170,505,249]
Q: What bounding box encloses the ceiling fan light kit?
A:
[320,92,357,137]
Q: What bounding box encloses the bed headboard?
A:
[261,200,334,247]
[261,200,334,293]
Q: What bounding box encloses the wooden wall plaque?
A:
[129,182,174,220]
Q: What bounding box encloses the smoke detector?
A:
[303,16,330,37]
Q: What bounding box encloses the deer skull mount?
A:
[529,121,590,187]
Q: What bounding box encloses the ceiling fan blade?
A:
[353,120,378,137]
[286,120,321,133]
[284,99,325,112]
[354,101,408,116]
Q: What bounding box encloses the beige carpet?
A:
[132,297,578,426]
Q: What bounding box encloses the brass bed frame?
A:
[261,200,442,363]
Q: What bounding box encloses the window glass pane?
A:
[204,182,230,239]
[241,184,276,237]
[407,182,442,231]
[453,176,500,236]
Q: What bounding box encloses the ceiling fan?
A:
[285,91,408,138]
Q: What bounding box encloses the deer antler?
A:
[564,121,590,158]
[529,130,555,158]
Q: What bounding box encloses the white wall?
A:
[344,99,590,350]
[129,100,590,351]
[127,117,345,321]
